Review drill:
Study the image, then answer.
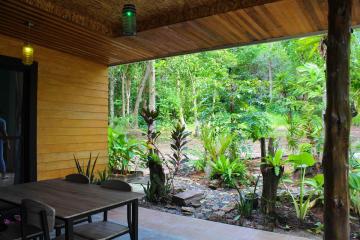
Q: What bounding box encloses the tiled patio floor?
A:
[107,207,310,240]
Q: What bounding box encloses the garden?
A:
[103,31,360,239]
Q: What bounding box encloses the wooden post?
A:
[323,0,352,239]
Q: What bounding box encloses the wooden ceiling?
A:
[1,0,360,66]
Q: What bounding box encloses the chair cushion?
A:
[0,223,43,240]
[74,221,129,240]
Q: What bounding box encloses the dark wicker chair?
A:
[65,173,90,184]
[0,199,54,240]
[54,174,92,236]
[72,180,133,240]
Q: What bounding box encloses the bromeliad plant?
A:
[73,153,99,183]
[169,123,191,175]
[283,152,318,222]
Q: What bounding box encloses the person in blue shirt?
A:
[0,117,8,179]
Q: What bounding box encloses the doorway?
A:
[0,55,37,185]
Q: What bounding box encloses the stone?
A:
[181,206,195,215]
[173,190,204,206]
[208,210,226,221]
[221,202,237,213]
[190,200,202,208]
[208,179,221,190]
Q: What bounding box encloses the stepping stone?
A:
[173,190,204,206]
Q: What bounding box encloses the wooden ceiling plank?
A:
[0,14,112,63]
[2,0,148,59]
[0,21,110,64]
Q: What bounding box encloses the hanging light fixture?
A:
[122,4,136,36]
[22,21,34,66]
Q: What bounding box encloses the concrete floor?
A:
[0,173,14,187]
[108,207,310,240]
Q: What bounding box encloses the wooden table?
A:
[0,179,143,240]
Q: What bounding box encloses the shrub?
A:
[190,158,206,172]
[283,152,318,222]
[210,156,247,187]
[108,127,145,175]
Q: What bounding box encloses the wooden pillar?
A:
[323,0,352,239]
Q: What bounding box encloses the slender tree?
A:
[133,62,151,128]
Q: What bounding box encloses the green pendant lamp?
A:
[122,4,136,36]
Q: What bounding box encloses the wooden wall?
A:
[0,34,109,180]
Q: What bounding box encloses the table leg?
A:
[131,199,138,240]
[65,219,74,240]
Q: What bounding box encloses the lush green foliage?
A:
[284,152,318,221]
[210,156,247,187]
[108,127,145,174]
[264,149,286,176]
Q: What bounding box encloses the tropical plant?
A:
[201,125,234,162]
[140,108,167,202]
[210,155,247,187]
[108,127,145,175]
[304,173,324,204]
[73,153,99,183]
[190,158,207,172]
[234,176,260,219]
[264,149,287,176]
[169,123,191,175]
[349,154,360,216]
[283,152,317,222]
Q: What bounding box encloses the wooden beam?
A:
[323,0,352,239]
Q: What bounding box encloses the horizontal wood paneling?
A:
[1,0,359,65]
[0,34,109,180]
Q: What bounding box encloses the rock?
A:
[221,202,237,213]
[190,200,202,208]
[173,190,204,206]
[208,179,221,190]
[181,206,195,216]
[208,210,226,221]
[164,204,177,210]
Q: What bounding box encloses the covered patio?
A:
[0,0,359,239]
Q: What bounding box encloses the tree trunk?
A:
[177,77,186,126]
[323,0,352,239]
[261,165,283,215]
[121,71,126,117]
[149,60,156,132]
[268,137,275,157]
[125,73,131,115]
[260,137,281,216]
[192,79,200,137]
[133,62,151,128]
[109,74,115,127]
[268,56,273,101]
